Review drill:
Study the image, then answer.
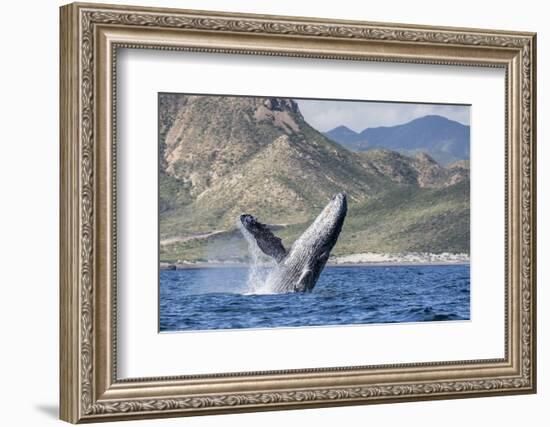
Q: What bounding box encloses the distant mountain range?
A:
[324,115,470,166]
[159,95,470,263]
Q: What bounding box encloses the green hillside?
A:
[158,94,470,263]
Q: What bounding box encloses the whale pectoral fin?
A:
[257,234,286,263]
[240,214,287,262]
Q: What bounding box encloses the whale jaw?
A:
[240,193,347,293]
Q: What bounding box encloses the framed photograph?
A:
[60,2,537,423]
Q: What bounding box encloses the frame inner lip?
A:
[109,43,510,383]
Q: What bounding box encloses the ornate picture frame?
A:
[60,2,536,423]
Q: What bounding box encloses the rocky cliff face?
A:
[160,95,306,197]
[158,94,470,261]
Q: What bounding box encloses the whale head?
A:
[272,192,347,292]
[290,192,347,260]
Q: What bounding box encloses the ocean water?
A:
[159,264,470,332]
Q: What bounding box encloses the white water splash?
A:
[238,221,277,294]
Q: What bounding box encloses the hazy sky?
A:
[296,99,470,133]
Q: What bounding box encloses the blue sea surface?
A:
[159,265,470,332]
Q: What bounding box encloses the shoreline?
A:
[160,252,470,270]
[160,260,470,270]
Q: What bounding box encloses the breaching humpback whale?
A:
[240,193,347,293]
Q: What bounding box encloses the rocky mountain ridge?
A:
[324,114,470,166]
[358,149,469,188]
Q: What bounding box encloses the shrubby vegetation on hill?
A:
[158,94,470,263]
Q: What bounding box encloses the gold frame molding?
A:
[60,2,537,423]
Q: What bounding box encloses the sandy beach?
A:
[160,252,470,270]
